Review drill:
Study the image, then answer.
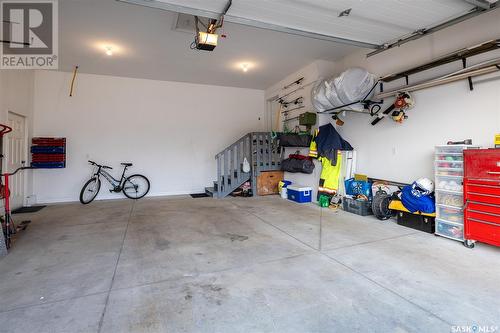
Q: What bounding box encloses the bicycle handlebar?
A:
[0,124,12,137]
[2,166,34,177]
[88,160,113,170]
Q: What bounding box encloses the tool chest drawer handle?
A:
[469,218,500,227]
[467,179,500,185]
[467,183,500,188]
[468,192,500,198]
[468,200,500,208]
[487,171,500,175]
[469,210,500,217]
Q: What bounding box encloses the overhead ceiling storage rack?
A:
[379,39,500,88]
[376,57,500,99]
[317,39,500,117]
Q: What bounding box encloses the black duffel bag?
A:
[278,133,312,147]
[281,154,315,174]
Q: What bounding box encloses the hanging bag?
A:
[281,153,315,174]
[242,158,250,173]
[278,133,312,147]
[277,126,312,147]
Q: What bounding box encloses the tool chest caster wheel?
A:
[463,240,475,249]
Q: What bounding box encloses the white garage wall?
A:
[333,8,500,184]
[335,79,500,184]
[265,9,500,186]
[32,71,265,203]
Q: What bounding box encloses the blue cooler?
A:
[287,185,312,203]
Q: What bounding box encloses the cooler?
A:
[287,185,312,203]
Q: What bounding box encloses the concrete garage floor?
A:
[0,196,499,333]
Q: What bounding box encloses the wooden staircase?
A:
[205,132,283,198]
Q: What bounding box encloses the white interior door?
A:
[6,112,26,210]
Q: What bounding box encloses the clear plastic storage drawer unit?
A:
[434,144,479,242]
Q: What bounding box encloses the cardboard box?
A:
[257,171,284,195]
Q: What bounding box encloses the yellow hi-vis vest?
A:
[318,153,342,195]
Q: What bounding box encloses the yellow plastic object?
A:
[388,200,436,217]
[354,173,368,181]
[495,134,500,147]
[309,129,318,158]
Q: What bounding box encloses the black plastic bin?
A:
[343,197,373,216]
[396,211,435,233]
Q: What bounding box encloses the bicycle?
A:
[1,166,33,250]
[79,161,150,204]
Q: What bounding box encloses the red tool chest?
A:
[463,149,500,247]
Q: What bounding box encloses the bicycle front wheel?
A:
[123,174,150,200]
[1,216,11,249]
[80,177,101,204]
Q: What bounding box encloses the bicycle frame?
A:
[1,166,33,249]
[92,165,128,191]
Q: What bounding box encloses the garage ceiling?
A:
[58,0,358,89]
[59,0,497,89]
[118,0,491,47]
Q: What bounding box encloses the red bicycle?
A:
[1,166,33,249]
[0,124,32,250]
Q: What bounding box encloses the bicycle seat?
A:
[121,163,133,167]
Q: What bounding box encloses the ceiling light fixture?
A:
[105,46,113,56]
[233,61,256,73]
[92,42,126,57]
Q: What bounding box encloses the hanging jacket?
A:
[318,153,342,195]
[315,123,353,155]
[309,123,353,165]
